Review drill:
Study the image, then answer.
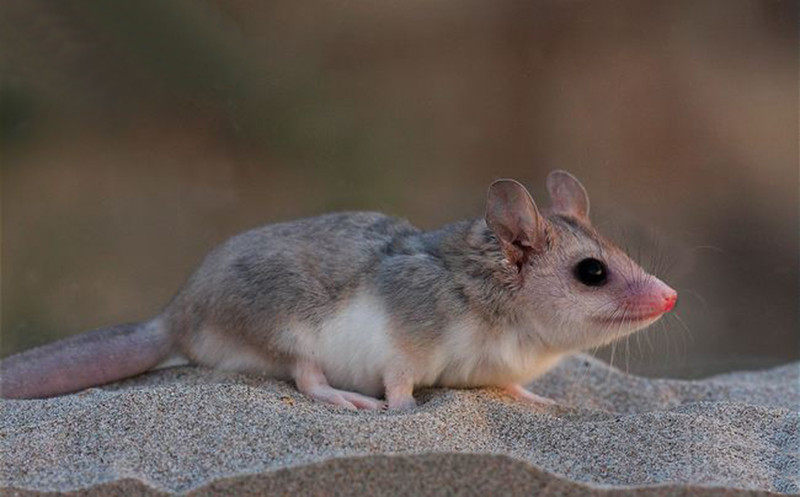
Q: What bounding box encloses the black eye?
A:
[574,258,608,286]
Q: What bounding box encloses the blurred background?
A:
[1,0,797,378]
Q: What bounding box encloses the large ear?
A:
[546,170,590,222]
[485,179,547,268]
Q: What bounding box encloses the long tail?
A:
[0,320,174,399]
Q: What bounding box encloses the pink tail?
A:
[1,320,173,399]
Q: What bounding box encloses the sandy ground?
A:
[1,354,798,496]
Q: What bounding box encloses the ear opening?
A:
[546,170,590,222]
[485,179,547,269]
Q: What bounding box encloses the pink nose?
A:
[643,279,678,315]
[662,289,678,312]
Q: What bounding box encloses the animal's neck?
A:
[417,218,527,328]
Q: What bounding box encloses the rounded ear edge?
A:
[485,178,547,266]
[485,178,541,226]
[546,169,590,221]
[487,178,536,202]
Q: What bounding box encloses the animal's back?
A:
[163,212,420,373]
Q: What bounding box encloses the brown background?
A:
[2,0,797,377]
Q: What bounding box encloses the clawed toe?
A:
[308,387,384,410]
[329,394,358,410]
[339,391,386,410]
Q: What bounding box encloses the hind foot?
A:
[292,360,385,410]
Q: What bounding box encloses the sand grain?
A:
[1,355,797,496]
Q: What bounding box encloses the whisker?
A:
[677,287,708,309]
[689,245,724,254]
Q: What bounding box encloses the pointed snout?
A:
[662,286,678,313]
[622,278,678,320]
[594,277,677,325]
[649,279,678,315]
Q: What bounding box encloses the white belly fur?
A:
[186,289,397,396]
[428,317,563,388]
[190,289,562,397]
[311,289,395,396]
[310,295,562,394]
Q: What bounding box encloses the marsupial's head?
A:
[484,170,677,351]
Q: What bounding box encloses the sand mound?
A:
[1,354,797,496]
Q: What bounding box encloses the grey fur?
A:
[166,212,421,362]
